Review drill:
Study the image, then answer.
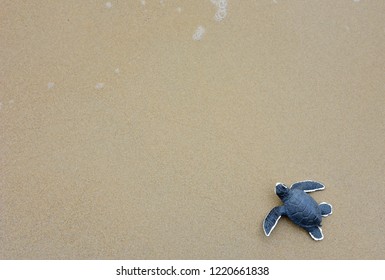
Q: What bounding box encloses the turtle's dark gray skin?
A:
[263,180,332,241]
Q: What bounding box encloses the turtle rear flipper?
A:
[263,206,285,236]
[308,226,324,241]
[319,202,332,217]
[291,180,325,192]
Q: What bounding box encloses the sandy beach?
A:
[1,0,385,259]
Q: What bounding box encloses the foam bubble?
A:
[218,0,227,9]
[215,8,227,22]
[192,26,205,41]
[95,83,105,90]
[48,82,55,89]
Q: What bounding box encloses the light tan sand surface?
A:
[1,0,385,259]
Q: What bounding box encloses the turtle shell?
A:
[285,189,322,229]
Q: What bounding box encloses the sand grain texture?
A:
[1,0,384,259]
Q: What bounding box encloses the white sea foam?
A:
[192,26,206,41]
[211,0,228,22]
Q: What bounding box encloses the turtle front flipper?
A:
[263,206,285,236]
[308,226,324,241]
[319,202,332,217]
[291,180,325,192]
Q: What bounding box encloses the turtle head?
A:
[275,183,289,201]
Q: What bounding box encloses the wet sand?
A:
[1,0,385,259]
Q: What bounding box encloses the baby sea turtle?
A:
[263,180,332,241]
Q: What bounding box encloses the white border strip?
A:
[0,260,384,279]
